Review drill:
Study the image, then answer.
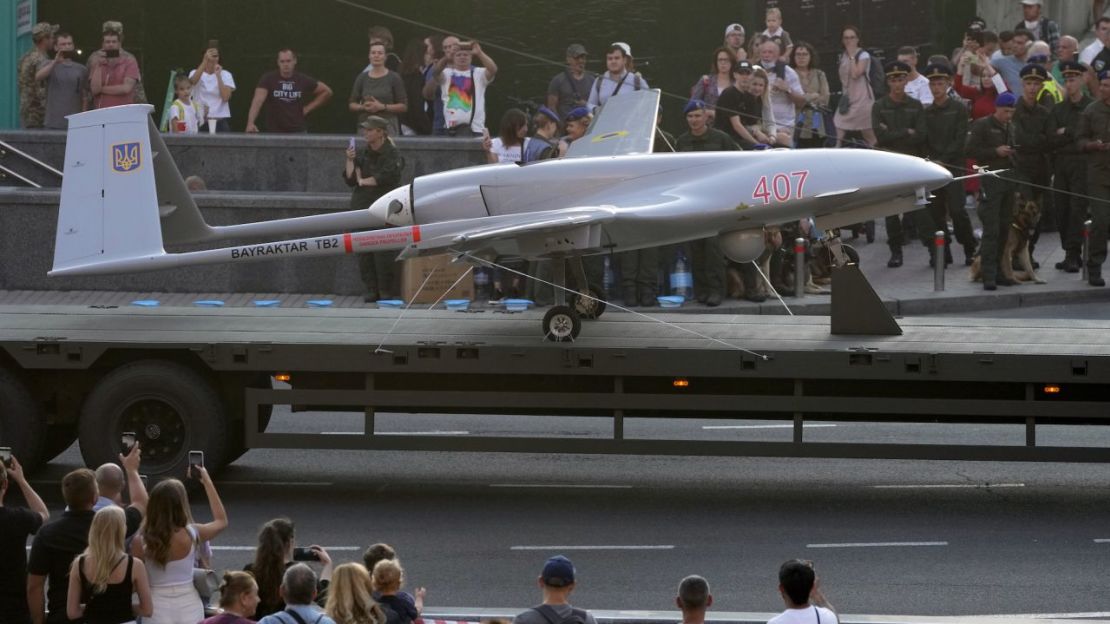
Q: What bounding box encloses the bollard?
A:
[934,231,946,292]
[794,237,806,299]
[1083,219,1092,281]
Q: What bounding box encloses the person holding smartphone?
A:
[344,116,404,302]
[246,518,334,618]
[768,560,837,624]
[35,30,89,129]
[189,42,236,132]
[0,453,50,622]
[89,25,140,110]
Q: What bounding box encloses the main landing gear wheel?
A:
[571,285,606,320]
[543,306,581,342]
[78,360,228,480]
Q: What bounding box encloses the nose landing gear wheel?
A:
[543,306,581,342]
[571,285,606,320]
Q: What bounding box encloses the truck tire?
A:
[78,361,228,480]
[0,368,48,471]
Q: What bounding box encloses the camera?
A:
[0,446,11,468]
[207,39,220,51]
[60,50,77,60]
[122,432,136,453]
[293,547,320,562]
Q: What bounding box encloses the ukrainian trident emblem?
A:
[112,142,141,173]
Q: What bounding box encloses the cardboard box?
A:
[401,254,475,304]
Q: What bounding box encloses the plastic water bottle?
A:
[670,251,692,298]
[473,266,491,303]
[602,256,615,298]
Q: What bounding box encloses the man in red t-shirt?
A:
[246,48,333,133]
[89,29,140,109]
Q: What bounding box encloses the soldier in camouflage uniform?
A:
[17,22,56,128]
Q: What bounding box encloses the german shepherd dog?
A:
[970,194,1045,284]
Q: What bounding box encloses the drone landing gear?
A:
[542,255,597,341]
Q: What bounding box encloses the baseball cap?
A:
[725,23,745,36]
[1021,0,1042,5]
[733,60,754,74]
[610,41,631,56]
[995,92,1018,107]
[541,555,575,587]
[359,116,389,130]
[566,43,587,58]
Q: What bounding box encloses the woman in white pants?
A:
[132,467,227,623]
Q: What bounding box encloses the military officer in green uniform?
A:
[1047,61,1094,273]
[922,62,977,266]
[966,93,1019,290]
[872,61,929,268]
[1011,63,1053,260]
[344,116,404,301]
[1076,69,1110,286]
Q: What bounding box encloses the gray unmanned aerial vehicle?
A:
[50,90,951,340]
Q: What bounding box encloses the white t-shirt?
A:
[489,137,530,164]
[587,71,650,110]
[905,74,934,105]
[767,606,838,624]
[170,98,205,134]
[188,69,236,119]
[438,66,493,134]
[761,63,804,133]
[1080,40,1104,66]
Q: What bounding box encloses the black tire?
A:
[78,361,228,480]
[571,285,607,320]
[0,368,48,471]
[543,306,581,342]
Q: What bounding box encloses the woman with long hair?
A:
[132,468,227,624]
[691,47,737,123]
[199,571,260,624]
[746,68,779,146]
[247,518,334,618]
[67,506,153,623]
[349,41,408,134]
[832,25,877,147]
[326,563,387,624]
[790,41,830,148]
[485,108,530,164]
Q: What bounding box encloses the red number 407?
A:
[752,170,809,205]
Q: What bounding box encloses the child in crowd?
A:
[371,559,425,624]
[169,74,207,134]
[760,7,794,61]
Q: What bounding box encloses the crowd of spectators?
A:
[1,457,843,624]
[15,2,1110,299]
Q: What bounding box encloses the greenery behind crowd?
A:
[40,0,975,135]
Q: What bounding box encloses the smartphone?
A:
[207,39,219,51]
[188,450,204,474]
[292,547,320,562]
[0,447,11,467]
[122,432,137,452]
[60,50,77,60]
[105,49,120,58]
[348,137,356,151]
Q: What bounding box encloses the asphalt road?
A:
[29,405,1110,620]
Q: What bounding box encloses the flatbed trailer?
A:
[2,303,1109,479]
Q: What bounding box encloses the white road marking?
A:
[1094,539,1110,543]
[806,541,948,548]
[702,424,837,430]
[999,612,1110,619]
[870,483,1025,489]
[510,545,674,551]
[490,484,633,489]
[217,481,333,487]
[320,430,469,436]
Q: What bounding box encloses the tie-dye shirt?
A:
[438,66,492,134]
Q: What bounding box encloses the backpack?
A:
[531,604,588,624]
[855,49,887,99]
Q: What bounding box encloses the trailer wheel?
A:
[78,361,228,479]
[0,368,47,470]
[543,306,581,342]
[571,285,607,320]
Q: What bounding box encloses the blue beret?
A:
[1099,69,1110,81]
[683,99,707,114]
[565,106,590,122]
[995,92,1018,108]
[537,106,560,124]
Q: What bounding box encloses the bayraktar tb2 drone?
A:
[50,90,951,340]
